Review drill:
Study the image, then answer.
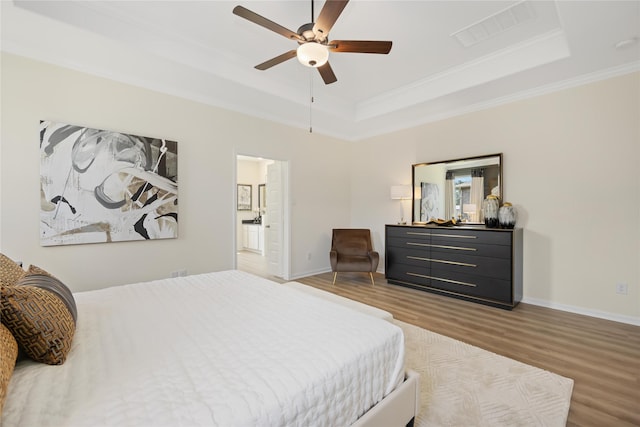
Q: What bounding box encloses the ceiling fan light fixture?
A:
[297,42,329,68]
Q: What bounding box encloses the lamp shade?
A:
[390,185,412,200]
[463,203,477,213]
[297,42,329,68]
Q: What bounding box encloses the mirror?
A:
[412,153,502,224]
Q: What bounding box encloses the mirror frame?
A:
[412,153,502,224]
[258,183,266,211]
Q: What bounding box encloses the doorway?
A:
[235,155,289,282]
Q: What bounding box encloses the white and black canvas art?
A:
[40,121,178,246]
[420,182,440,222]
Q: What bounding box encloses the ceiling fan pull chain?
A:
[309,69,314,133]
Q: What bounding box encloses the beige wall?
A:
[351,72,640,323]
[1,53,638,323]
[0,53,351,289]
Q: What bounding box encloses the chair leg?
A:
[369,272,375,286]
[332,272,337,286]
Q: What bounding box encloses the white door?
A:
[266,161,284,277]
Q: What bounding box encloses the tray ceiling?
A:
[2,1,639,140]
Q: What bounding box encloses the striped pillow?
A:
[1,285,75,365]
[18,268,77,323]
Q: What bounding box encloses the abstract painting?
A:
[40,121,178,246]
[420,182,440,222]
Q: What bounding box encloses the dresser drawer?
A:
[387,226,432,241]
[386,236,432,251]
[430,241,512,259]
[387,246,434,268]
[388,229,512,257]
[429,270,513,303]
[429,253,512,280]
[430,229,512,246]
[386,265,431,286]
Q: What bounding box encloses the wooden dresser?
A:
[385,224,523,309]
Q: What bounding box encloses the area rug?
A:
[395,320,574,427]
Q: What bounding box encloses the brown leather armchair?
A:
[329,229,379,286]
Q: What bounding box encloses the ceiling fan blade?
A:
[255,50,298,70]
[317,62,337,85]
[313,0,349,40]
[233,6,303,41]
[329,40,392,54]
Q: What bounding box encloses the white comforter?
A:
[2,270,405,427]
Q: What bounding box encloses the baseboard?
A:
[288,267,332,281]
[522,297,640,327]
[290,268,388,282]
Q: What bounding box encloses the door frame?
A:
[233,153,291,280]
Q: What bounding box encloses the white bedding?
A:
[2,270,405,427]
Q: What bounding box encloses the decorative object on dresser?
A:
[499,202,517,229]
[390,185,412,224]
[482,194,500,228]
[385,224,523,309]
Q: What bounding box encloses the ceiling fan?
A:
[232,0,392,84]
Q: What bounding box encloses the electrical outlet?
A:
[307,252,312,260]
[171,269,188,278]
[615,283,628,295]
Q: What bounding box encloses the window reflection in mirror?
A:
[412,154,502,224]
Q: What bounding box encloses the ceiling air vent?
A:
[452,1,536,48]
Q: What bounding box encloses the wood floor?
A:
[236,250,285,284]
[292,271,640,427]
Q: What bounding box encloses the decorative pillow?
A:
[0,323,18,414]
[0,254,24,287]
[1,285,75,365]
[19,267,77,323]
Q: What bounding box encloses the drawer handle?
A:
[406,255,431,262]
[429,244,476,251]
[433,258,477,267]
[430,276,477,287]
[406,272,477,287]
[406,232,430,236]
[407,242,476,251]
[406,256,476,268]
[431,233,477,239]
[406,242,430,247]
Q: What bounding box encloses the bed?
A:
[1,269,419,426]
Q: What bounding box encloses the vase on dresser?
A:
[499,203,517,229]
[483,195,500,228]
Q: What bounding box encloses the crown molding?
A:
[349,61,640,141]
